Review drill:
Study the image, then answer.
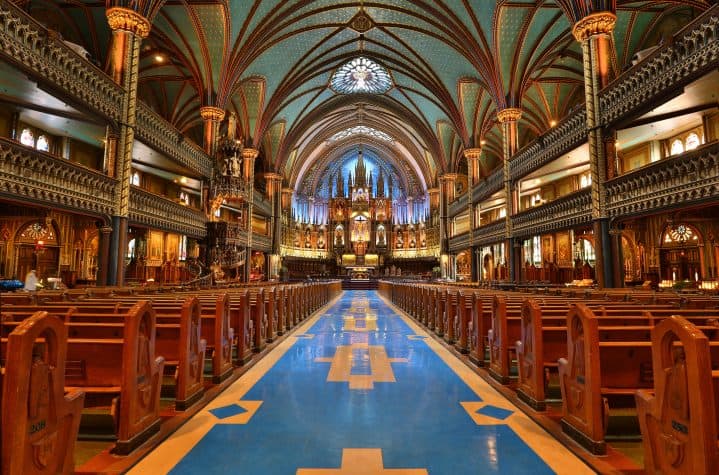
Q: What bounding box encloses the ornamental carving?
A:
[572,12,617,42]
[0,138,116,216]
[496,108,522,123]
[510,109,587,181]
[136,104,213,177]
[129,187,207,239]
[512,190,592,239]
[606,142,719,219]
[106,7,151,38]
[473,218,507,247]
[600,8,719,127]
[0,2,123,120]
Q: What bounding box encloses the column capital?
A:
[439,173,459,183]
[496,108,522,124]
[263,172,283,183]
[427,187,440,195]
[99,225,113,235]
[200,106,225,122]
[463,148,482,161]
[572,12,617,42]
[242,148,259,160]
[106,7,151,38]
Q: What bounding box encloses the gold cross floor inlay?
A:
[296,449,427,474]
[316,343,408,390]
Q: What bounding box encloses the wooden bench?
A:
[636,316,719,474]
[1,311,84,474]
[63,301,165,455]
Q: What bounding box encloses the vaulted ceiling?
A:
[30,0,709,194]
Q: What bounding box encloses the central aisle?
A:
[130,290,593,474]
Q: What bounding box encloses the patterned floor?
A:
[129,291,593,474]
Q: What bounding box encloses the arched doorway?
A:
[482,252,494,281]
[15,219,60,281]
[455,250,471,281]
[660,223,702,281]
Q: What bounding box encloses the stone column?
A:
[573,12,618,288]
[242,147,258,282]
[106,7,151,286]
[465,148,482,281]
[200,106,225,156]
[497,108,522,282]
[265,172,283,279]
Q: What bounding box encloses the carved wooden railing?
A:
[513,189,592,238]
[0,138,116,216]
[252,191,272,216]
[0,2,214,178]
[448,231,470,251]
[135,104,213,177]
[510,108,587,181]
[472,169,504,205]
[448,193,468,217]
[0,0,123,120]
[600,4,719,127]
[129,187,207,238]
[473,217,507,246]
[606,141,719,219]
[252,232,272,251]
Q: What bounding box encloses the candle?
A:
[695,271,699,281]
[672,271,676,281]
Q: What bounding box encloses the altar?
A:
[347,266,373,280]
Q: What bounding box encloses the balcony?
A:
[129,187,207,239]
[473,218,507,247]
[606,141,719,219]
[509,108,587,181]
[0,1,123,120]
[512,189,591,238]
[600,5,719,127]
[135,104,213,178]
[0,138,116,216]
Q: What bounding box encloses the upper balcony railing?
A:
[0,1,213,178]
[473,217,507,247]
[600,4,719,127]
[129,186,207,238]
[0,137,116,217]
[512,189,592,238]
[135,104,213,177]
[0,1,124,120]
[606,140,719,219]
[509,108,587,181]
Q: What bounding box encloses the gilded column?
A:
[200,106,225,156]
[464,147,482,281]
[573,12,618,288]
[242,147,258,282]
[438,174,457,277]
[106,7,151,286]
[497,108,522,282]
[265,173,283,279]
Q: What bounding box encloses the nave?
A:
[130,290,592,474]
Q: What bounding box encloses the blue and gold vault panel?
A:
[130,291,592,475]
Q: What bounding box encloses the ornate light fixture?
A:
[330,57,392,94]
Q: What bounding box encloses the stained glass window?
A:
[20,128,34,147]
[131,171,140,186]
[36,135,49,152]
[664,224,698,243]
[330,57,392,94]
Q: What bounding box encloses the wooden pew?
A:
[154,297,206,410]
[636,316,719,474]
[63,301,165,455]
[1,312,85,475]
